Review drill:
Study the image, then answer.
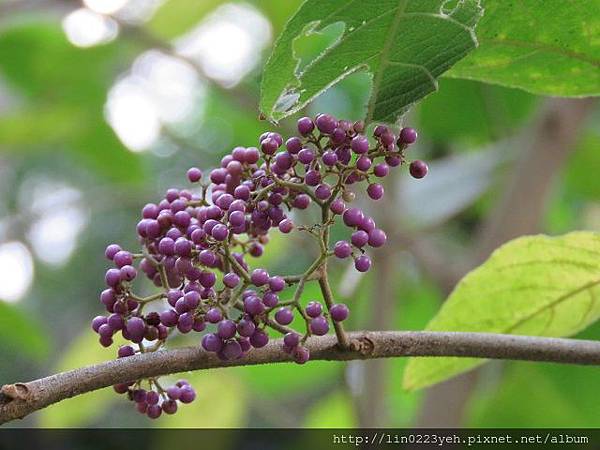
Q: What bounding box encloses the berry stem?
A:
[318,269,350,350]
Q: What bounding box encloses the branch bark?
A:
[2,331,600,425]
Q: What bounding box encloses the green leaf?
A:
[446,0,600,96]
[303,390,357,427]
[404,231,600,390]
[418,78,538,145]
[260,0,483,124]
[0,300,49,360]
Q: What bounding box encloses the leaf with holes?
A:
[403,232,600,390]
[446,0,600,97]
[260,0,483,124]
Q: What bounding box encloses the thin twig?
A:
[2,331,600,424]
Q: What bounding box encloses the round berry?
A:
[278,218,294,234]
[409,160,428,179]
[351,135,369,154]
[223,272,240,288]
[315,114,337,134]
[368,229,387,248]
[354,255,372,272]
[105,244,122,260]
[217,319,237,339]
[283,332,300,348]
[205,308,223,323]
[297,117,315,135]
[356,156,372,171]
[187,167,202,182]
[249,329,269,348]
[351,230,369,248]
[305,301,322,318]
[222,340,243,360]
[330,198,345,215]
[367,183,384,200]
[315,184,332,200]
[310,316,329,336]
[251,269,269,286]
[342,208,363,227]
[275,307,294,325]
[330,303,349,322]
[373,163,389,178]
[399,127,418,144]
[334,241,352,259]
[202,333,223,352]
[293,346,310,364]
[269,276,286,292]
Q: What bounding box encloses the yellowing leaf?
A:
[404,232,600,390]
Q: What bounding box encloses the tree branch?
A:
[2,331,600,425]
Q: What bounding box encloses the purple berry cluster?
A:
[112,378,195,418]
[92,114,425,418]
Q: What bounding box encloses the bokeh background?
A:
[0,0,599,428]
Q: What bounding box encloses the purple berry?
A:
[286,137,303,154]
[342,208,363,227]
[187,167,202,182]
[297,117,315,135]
[334,241,352,259]
[373,163,389,178]
[330,303,349,322]
[120,265,137,281]
[399,127,418,144]
[315,114,337,134]
[315,184,332,200]
[305,301,322,318]
[351,135,369,154]
[293,346,310,364]
[354,255,372,272]
[217,319,237,339]
[251,269,269,286]
[322,150,338,166]
[202,333,223,352]
[298,148,315,164]
[283,332,300,348]
[263,291,279,308]
[205,308,223,324]
[113,250,133,268]
[166,386,181,400]
[367,183,384,200]
[278,219,293,234]
[223,272,240,288]
[356,155,372,171]
[249,329,269,348]
[275,307,294,325]
[222,339,243,360]
[409,160,428,179]
[179,386,196,403]
[351,230,369,248]
[310,316,329,336]
[237,318,256,337]
[92,315,107,332]
[160,309,179,327]
[105,268,121,287]
[162,400,178,415]
[105,244,122,260]
[244,296,265,316]
[368,229,387,247]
